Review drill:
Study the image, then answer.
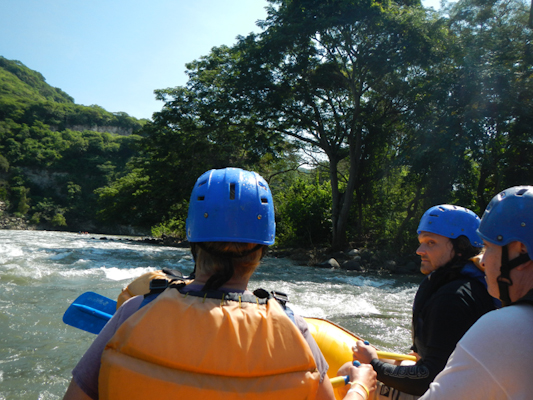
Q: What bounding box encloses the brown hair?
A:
[191,242,267,290]
[449,235,482,266]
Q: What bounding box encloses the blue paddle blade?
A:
[63,291,117,334]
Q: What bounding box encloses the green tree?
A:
[0,154,9,172]
[95,49,294,229]
[51,213,67,227]
[30,197,70,227]
[229,0,449,249]
[444,0,533,209]
[131,0,450,249]
[389,0,533,243]
[276,176,332,247]
[11,186,30,215]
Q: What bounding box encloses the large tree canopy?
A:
[205,0,450,248]
[94,0,533,253]
[113,0,454,249]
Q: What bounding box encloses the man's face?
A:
[480,240,526,301]
[416,232,455,275]
[480,241,502,299]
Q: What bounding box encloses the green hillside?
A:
[0,57,74,103]
[0,56,146,233]
[0,56,143,132]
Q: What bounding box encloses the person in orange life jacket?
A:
[352,205,496,398]
[63,167,376,400]
[417,186,533,399]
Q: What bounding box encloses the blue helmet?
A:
[417,204,482,247]
[477,186,533,255]
[186,168,275,245]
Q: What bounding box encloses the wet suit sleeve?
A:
[370,284,485,396]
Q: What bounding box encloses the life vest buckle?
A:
[271,291,289,306]
[149,278,170,293]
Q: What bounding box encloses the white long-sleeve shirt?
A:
[419,304,533,400]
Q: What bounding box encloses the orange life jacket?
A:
[116,269,192,309]
[99,287,320,400]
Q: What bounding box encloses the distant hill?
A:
[0,57,74,104]
[0,56,144,134]
[0,56,148,234]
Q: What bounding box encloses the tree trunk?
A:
[331,128,363,251]
[393,186,423,248]
[529,0,533,28]
[329,158,342,249]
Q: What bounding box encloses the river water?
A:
[0,230,420,400]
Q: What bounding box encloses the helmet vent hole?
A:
[197,196,205,201]
[198,179,207,187]
[517,188,528,196]
[229,184,236,200]
[259,181,267,190]
[261,197,268,204]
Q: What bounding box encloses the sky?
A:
[1,0,446,121]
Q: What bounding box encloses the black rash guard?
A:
[370,263,496,396]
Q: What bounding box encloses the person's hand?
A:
[337,361,377,400]
[348,363,377,392]
[337,360,354,377]
[352,340,378,364]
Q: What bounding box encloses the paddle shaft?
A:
[377,351,416,362]
[330,375,349,388]
[73,303,114,320]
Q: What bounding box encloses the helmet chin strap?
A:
[498,245,531,306]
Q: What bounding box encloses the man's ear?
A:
[510,240,527,255]
[515,241,532,271]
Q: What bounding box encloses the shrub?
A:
[275,177,331,247]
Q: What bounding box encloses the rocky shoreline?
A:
[0,215,34,230]
[0,213,419,275]
[124,235,420,275]
[267,246,419,275]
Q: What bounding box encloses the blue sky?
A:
[1,0,445,120]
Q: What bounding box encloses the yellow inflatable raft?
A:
[305,317,363,378]
[305,317,362,399]
[304,317,416,399]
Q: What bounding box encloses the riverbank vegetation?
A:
[0,0,532,264]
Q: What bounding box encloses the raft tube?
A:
[305,317,363,374]
[304,317,365,399]
[304,317,416,400]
